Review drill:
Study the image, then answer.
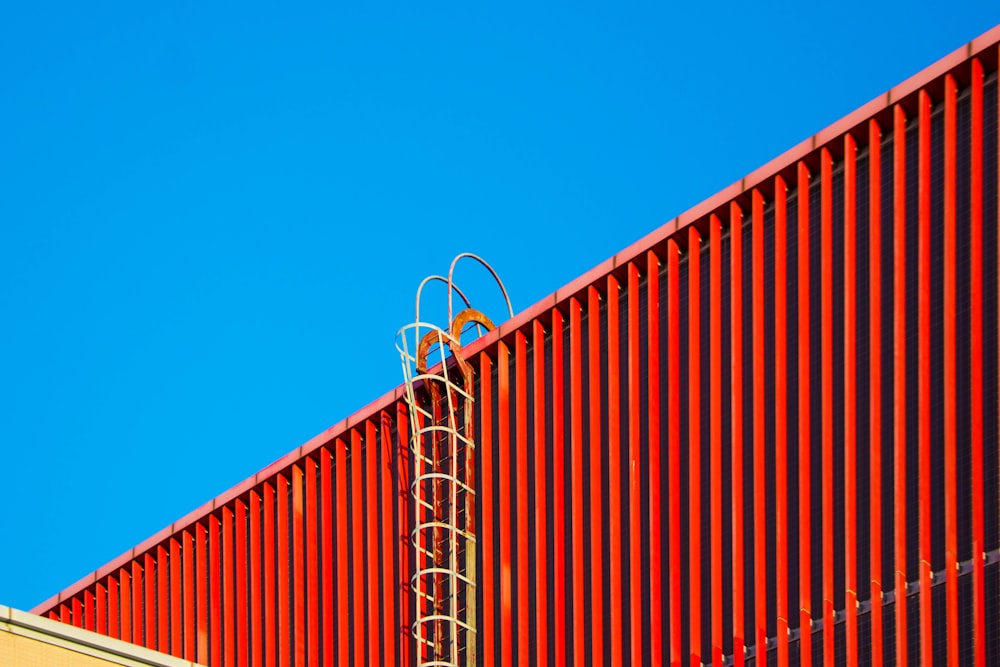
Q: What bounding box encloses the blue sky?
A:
[2,3,998,612]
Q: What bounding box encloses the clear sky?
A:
[2,2,998,612]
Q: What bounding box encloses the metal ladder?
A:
[396,254,511,667]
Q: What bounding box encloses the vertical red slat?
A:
[180,530,195,661]
[109,575,120,641]
[217,509,232,665]
[943,73,959,666]
[72,597,83,629]
[380,414,395,667]
[264,482,277,667]
[820,148,835,666]
[752,189,767,667]
[918,89,933,667]
[250,491,264,667]
[319,448,335,667]
[365,421,381,667]
[627,263,643,667]
[844,133,859,666]
[570,297,585,665]
[731,200,747,667]
[515,331,530,667]
[351,431,365,666]
[293,462,307,667]
[796,163,812,667]
[277,472,292,667]
[143,553,155,646]
[336,439,350,667]
[587,285,605,666]
[235,500,249,667]
[479,351,496,667]
[550,310,568,667]
[84,588,96,633]
[130,557,145,646]
[130,560,141,645]
[710,213,724,666]
[292,474,305,664]
[774,178,789,667]
[183,529,196,661]
[869,118,884,667]
[647,248,664,666]
[300,458,319,665]
[156,545,168,652]
[533,319,549,667]
[209,514,221,667]
[96,581,107,636]
[195,523,207,665]
[688,224,703,667]
[893,102,909,667]
[667,238,682,667]
[395,405,411,667]
[969,56,986,667]
[121,566,132,644]
[166,540,179,654]
[607,275,624,667]
[498,340,513,667]
[222,507,235,666]
[71,595,83,630]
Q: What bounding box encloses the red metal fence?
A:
[36,27,1000,667]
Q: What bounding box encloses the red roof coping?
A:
[33,22,1000,616]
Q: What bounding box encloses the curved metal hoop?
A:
[415,274,475,329]
[446,253,514,327]
[412,276,479,363]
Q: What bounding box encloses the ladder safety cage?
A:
[395,254,512,667]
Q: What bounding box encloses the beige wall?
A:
[0,606,202,667]
[0,630,131,667]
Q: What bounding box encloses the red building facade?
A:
[36,26,1000,667]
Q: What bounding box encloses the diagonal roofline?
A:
[33,21,1000,617]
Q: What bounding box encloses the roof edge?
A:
[32,21,1000,616]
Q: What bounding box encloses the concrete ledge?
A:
[0,605,203,667]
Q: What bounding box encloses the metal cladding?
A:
[35,28,1000,667]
